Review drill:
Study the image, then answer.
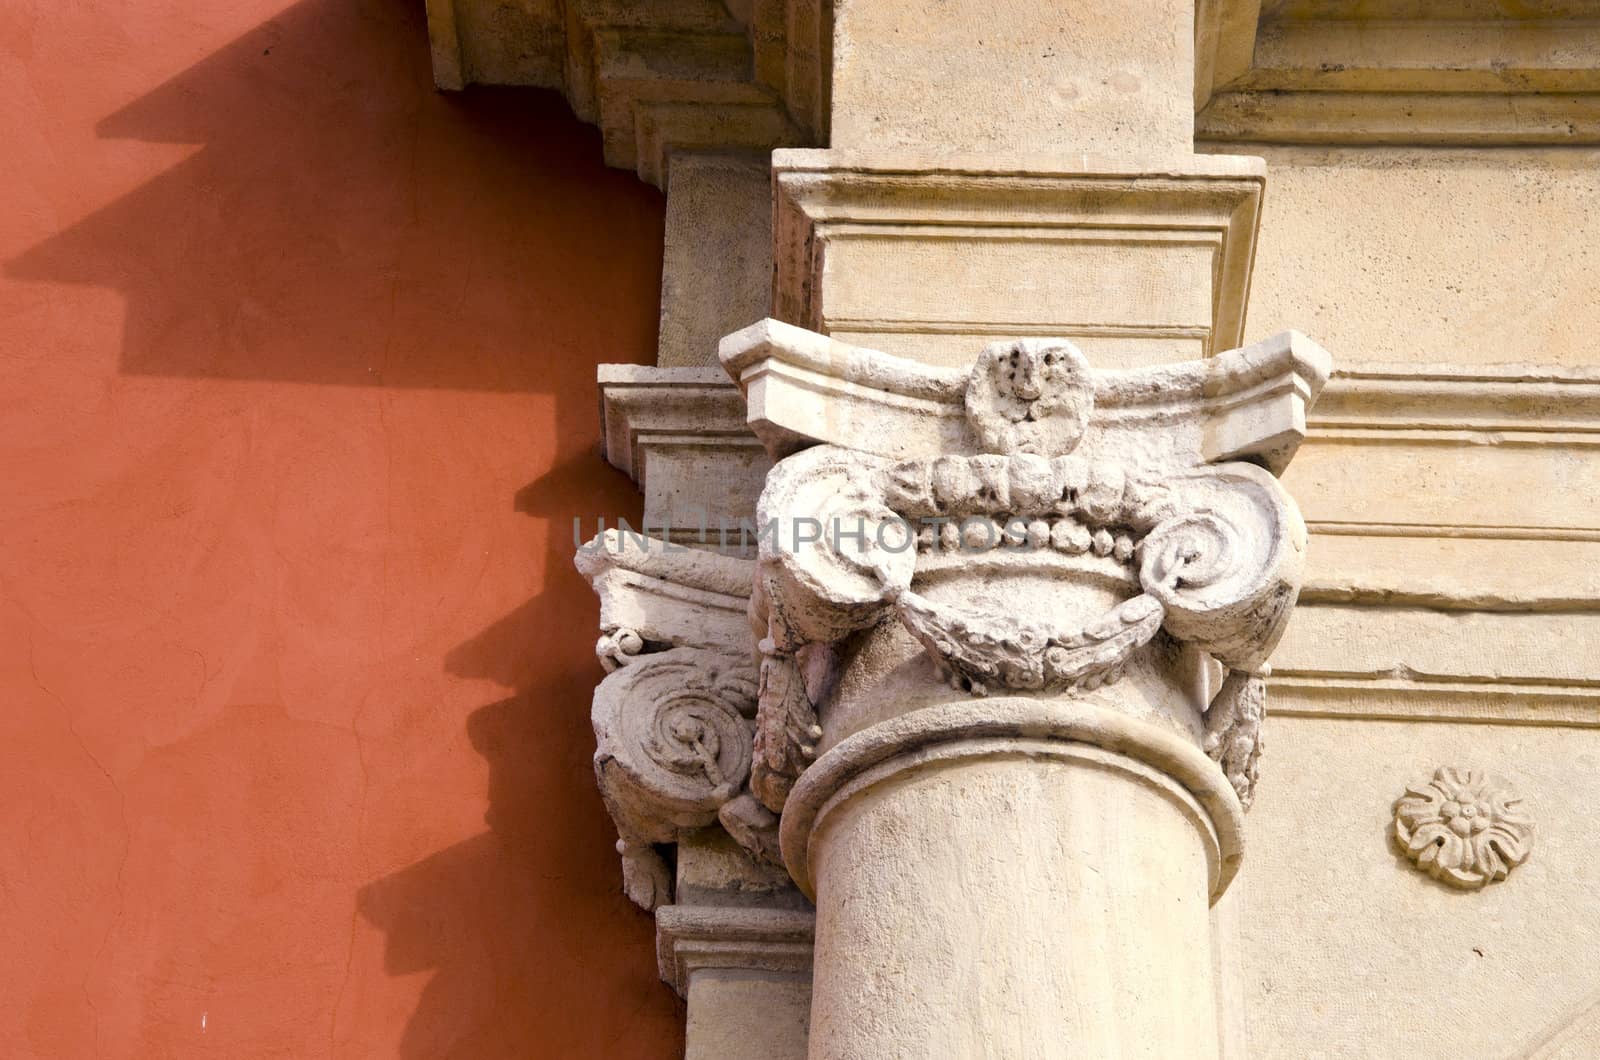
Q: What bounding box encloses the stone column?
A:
[567,2,1337,1055]
[712,5,1320,1050]
[721,319,1330,1056]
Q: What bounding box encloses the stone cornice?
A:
[429,0,1600,170]
[1310,363,1600,435]
[596,365,771,534]
[603,360,1600,451]
[426,0,826,188]
[720,317,1328,473]
[597,365,757,484]
[1198,92,1600,146]
[1197,7,1600,145]
[1194,0,1264,111]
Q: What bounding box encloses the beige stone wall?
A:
[1218,145,1600,368]
[1196,140,1600,1056]
[1240,715,1600,1057]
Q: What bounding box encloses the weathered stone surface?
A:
[724,321,1326,818]
[1197,5,1600,144]
[597,366,772,537]
[657,153,774,369]
[1238,717,1592,1058]
[770,152,1267,368]
[710,313,1329,1054]
[424,0,824,187]
[535,2,1600,1057]
[829,0,1196,161]
[576,533,782,909]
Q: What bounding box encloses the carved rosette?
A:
[732,330,1329,815]
[1394,767,1533,889]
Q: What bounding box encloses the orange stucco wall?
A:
[1,1,682,1055]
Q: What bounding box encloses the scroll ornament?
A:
[590,644,781,910]
[748,338,1307,813]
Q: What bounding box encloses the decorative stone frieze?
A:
[1394,766,1534,890]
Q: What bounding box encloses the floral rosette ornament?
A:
[1394,767,1533,889]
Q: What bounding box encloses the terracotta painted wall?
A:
[0,0,682,1055]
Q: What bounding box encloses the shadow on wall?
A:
[7,0,679,1054]
[8,0,659,392]
[359,560,678,1058]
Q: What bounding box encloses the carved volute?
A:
[720,319,1332,876]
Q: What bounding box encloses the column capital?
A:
[721,321,1332,855]
[576,534,785,911]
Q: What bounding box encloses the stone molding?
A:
[1196,6,1600,145]
[597,364,771,534]
[721,317,1326,472]
[576,526,753,658]
[1199,92,1600,146]
[1271,362,1600,727]
[425,0,826,188]
[770,152,1268,365]
[654,904,816,997]
[1270,370,1600,729]
[778,699,1247,901]
[1289,361,1600,618]
[598,366,751,482]
[1193,0,1264,112]
[1270,672,1600,728]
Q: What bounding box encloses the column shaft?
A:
[806,746,1220,1058]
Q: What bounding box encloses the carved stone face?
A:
[999,344,1062,409]
[965,338,1094,456]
